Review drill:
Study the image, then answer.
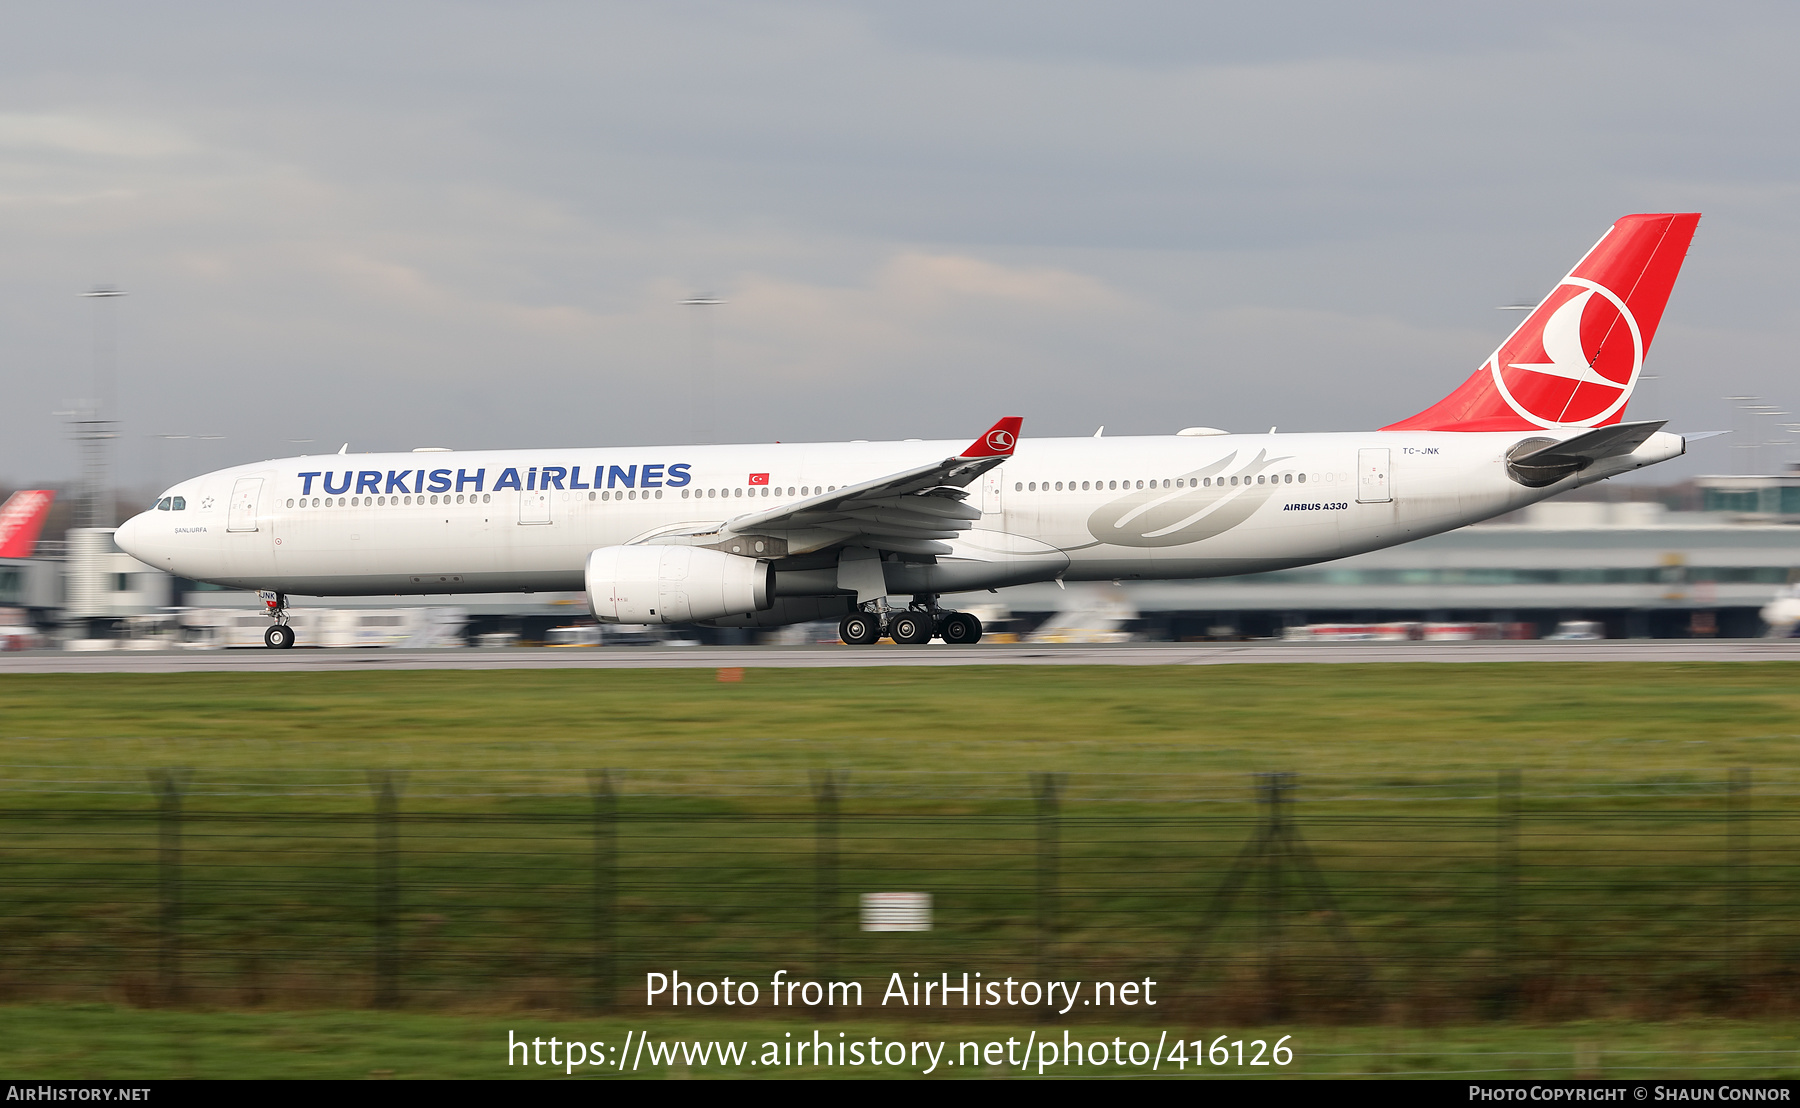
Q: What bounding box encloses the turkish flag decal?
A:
[748,473,770,485]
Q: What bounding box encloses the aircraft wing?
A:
[713,417,1021,557]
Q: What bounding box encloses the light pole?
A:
[76,285,125,529]
[682,295,724,444]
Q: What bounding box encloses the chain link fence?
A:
[2,764,1796,1021]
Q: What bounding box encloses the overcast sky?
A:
[3,1,1797,494]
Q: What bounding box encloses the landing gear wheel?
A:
[264,624,296,650]
[838,613,881,646]
[940,612,983,644]
[890,613,933,644]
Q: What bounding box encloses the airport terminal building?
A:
[1006,499,1799,641]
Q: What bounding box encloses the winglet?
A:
[959,416,1022,459]
[0,490,56,559]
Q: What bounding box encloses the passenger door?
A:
[519,487,551,525]
[1356,448,1392,504]
[227,478,263,532]
[981,468,1005,520]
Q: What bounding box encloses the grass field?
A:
[2,662,1797,1078]
[2,662,1797,777]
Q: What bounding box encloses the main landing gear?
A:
[838,611,882,646]
[837,597,983,646]
[259,590,296,649]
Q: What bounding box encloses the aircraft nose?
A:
[114,513,146,559]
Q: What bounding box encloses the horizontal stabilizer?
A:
[1512,420,1668,467]
[1505,420,1666,488]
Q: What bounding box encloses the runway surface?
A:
[2,639,1797,673]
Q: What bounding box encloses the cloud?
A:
[0,3,1796,488]
[0,112,195,159]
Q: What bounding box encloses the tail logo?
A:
[1489,277,1642,429]
[985,429,1015,451]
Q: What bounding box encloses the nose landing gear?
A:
[258,590,296,649]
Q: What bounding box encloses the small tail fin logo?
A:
[960,417,1023,459]
[0,490,56,559]
[1387,213,1699,432]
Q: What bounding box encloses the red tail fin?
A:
[1385,213,1700,431]
[0,490,55,558]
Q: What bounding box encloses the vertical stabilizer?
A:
[0,491,56,559]
[1386,213,1700,432]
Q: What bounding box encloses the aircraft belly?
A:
[261,507,591,596]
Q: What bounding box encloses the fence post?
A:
[1497,769,1520,1014]
[813,770,841,1006]
[1034,772,1063,1010]
[1728,767,1750,990]
[150,769,188,1004]
[1259,772,1291,1017]
[370,772,401,1009]
[589,770,617,1013]
[1176,771,1366,1009]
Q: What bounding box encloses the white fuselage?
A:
[115,429,1685,608]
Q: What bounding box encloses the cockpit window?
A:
[171,497,186,510]
[156,498,171,511]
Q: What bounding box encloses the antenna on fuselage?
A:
[338,443,349,454]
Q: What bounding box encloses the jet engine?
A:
[585,545,772,624]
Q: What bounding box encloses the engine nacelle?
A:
[585,545,772,625]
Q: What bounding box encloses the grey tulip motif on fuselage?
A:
[1080,449,1293,548]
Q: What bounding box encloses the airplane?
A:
[116,212,1701,649]
[0,490,56,559]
